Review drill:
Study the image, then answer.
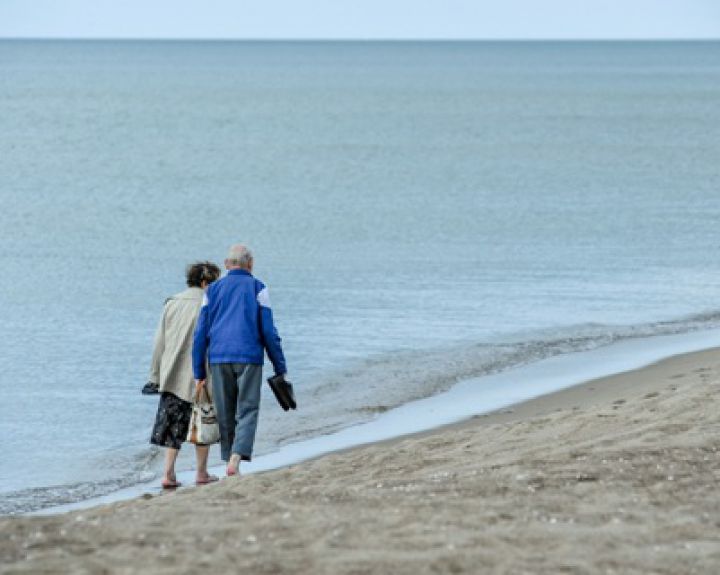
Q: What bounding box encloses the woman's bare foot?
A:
[161,448,180,488]
[196,473,219,485]
[227,453,241,477]
[161,476,181,489]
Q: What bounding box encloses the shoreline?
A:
[300,343,720,474]
[3,333,719,572]
[23,327,720,516]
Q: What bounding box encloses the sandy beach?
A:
[2,347,719,574]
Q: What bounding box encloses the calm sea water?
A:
[1,40,719,514]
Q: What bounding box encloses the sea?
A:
[0,40,719,515]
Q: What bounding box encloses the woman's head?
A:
[186,261,221,288]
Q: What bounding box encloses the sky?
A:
[0,0,719,40]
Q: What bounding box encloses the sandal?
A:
[196,474,219,486]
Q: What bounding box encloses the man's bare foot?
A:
[196,473,219,485]
[227,453,241,477]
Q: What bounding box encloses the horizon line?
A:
[1,36,719,42]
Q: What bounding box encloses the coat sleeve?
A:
[148,304,167,385]
[257,284,287,376]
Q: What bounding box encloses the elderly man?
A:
[192,244,288,476]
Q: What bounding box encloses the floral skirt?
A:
[150,392,192,450]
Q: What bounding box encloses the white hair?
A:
[226,244,253,269]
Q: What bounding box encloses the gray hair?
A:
[226,244,253,269]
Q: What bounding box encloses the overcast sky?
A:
[1,0,719,40]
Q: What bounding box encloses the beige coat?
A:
[148,287,209,403]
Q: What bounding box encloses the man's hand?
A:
[195,379,206,392]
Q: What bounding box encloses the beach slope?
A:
[2,349,719,574]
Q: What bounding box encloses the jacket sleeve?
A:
[148,305,167,385]
[192,293,210,380]
[257,284,287,376]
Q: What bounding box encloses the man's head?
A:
[225,244,253,271]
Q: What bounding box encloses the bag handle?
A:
[194,384,212,405]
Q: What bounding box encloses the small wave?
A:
[315,311,719,404]
[0,447,161,516]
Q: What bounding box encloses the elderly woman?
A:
[148,261,222,488]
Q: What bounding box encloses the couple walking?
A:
[147,244,288,488]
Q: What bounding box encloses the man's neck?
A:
[227,266,251,274]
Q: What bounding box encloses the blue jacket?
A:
[192,269,287,380]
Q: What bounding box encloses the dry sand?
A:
[2,348,719,574]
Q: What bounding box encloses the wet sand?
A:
[2,348,719,574]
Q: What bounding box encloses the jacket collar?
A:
[228,269,252,277]
[174,287,204,300]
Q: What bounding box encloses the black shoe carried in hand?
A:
[267,374,297,411]
[141,382,160,395]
